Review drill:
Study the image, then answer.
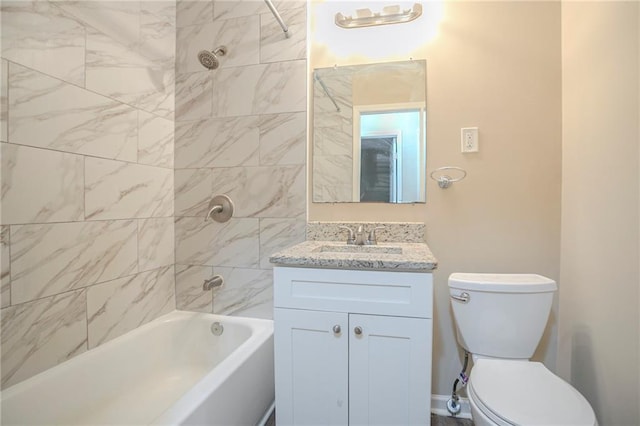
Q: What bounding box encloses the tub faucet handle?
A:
[205,195,234,223]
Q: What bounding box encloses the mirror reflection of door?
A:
[354,106,423,203]
[360,136,398,202]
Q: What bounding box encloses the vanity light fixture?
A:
[335,3,423,29]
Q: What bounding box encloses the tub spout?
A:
[203,275,224,291]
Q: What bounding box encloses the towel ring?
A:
[430,166,467,189]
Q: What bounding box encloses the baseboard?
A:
[431,394,472,419]
[263,395,471,423]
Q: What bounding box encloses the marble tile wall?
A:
[174,0,307,319]
[0,1,176,389]
[312,72,354,202]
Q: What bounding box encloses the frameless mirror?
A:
[312,59,426,203]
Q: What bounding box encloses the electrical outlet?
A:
[461,127,479,153]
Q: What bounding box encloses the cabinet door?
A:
[274,308,349,426]
[349,314,432,426]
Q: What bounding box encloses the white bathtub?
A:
[1,311,274,425]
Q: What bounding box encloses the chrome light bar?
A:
[335,3,422,29]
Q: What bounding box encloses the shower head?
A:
[197,46,227,70]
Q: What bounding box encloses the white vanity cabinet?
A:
[273,266,433,426]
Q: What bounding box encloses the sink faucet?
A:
[338,226,356,244]
[339,225,366,245]
[338,225,384,245]
[354,225,366,245]
[367,226,384,245]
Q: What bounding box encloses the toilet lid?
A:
[470,359,596,426]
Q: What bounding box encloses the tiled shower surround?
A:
[0,0,306,388]
[173,0,307,316]
[0,1,176,388]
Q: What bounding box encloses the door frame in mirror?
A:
[352,102,426,203]
[354,129,403,202]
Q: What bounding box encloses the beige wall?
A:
[559,2,640,425]
[309,1,562,395]
[352,66,426,106]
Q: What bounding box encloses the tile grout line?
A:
[0,141,174,171]
[6,264,174,311]
[7,224,12,309]
[6,59,173,122]
[1,215,175,228]
[82,148,89,347]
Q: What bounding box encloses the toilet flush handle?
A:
[451,292,470,303]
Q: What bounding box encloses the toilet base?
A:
[467,359,597,426]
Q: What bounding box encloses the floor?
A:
[431,413,475,426]
[265,411,474,425]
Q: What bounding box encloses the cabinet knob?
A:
[354,326,363,335]
[333,325,341,334]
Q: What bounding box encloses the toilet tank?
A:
[448,273,557,360]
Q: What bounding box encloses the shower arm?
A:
[264,0,291,38]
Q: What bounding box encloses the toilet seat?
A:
[469,359,597,426]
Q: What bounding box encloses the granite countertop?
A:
[269,240,438,272]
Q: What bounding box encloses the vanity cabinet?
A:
[273,266,433,426]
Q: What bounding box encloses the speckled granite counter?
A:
[306,221,426,243]
[269,240,438,272]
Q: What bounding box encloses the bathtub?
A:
[1,311,274,425]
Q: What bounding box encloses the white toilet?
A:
[448,273,597,426]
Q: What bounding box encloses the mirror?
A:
[312,59,426,203]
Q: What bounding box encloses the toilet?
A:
[448,273,597,426]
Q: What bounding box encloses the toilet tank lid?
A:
[448,273,557,293]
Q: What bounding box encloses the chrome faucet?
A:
[354,225,366,245]
[338,226,356,244]
[367,226,384,245]
[338,225,385,245]
[203,275,224,291]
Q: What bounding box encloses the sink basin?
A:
[314,245,403,255]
